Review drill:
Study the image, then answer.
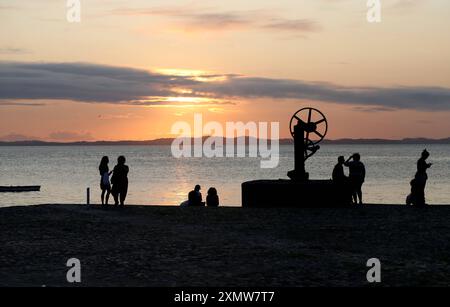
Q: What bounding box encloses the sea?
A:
[1,144,449,207]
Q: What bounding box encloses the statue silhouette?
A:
[411,149,432,206]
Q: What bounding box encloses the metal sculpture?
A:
[287,107,328,181]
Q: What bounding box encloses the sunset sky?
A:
[1,0,450,141]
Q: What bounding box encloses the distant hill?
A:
[322,137,450,145]
[1,137,450,146]
[0,138,174,146]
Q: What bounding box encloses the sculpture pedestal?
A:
[242,179,352,208]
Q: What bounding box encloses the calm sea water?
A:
[1,145,449,207]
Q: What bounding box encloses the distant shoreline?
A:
[1,137,450,146]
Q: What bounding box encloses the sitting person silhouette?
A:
[111,156,129,207]
[188,185,205,206]
[413,149,432,206]
[332,156,348,183]
[344,153,366,205]
[206,187,220,207]
[406,178,419,206]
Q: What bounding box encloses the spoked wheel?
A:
[289,107,328,146]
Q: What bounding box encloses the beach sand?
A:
[1,204,450,287]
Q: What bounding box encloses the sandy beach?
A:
[1,204,450,287]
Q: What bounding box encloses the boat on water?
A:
[0,186,41,193]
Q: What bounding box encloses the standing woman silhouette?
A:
[99,156,112,205]
[111,156,129,206]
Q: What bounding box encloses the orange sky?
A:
[1,0,450,141]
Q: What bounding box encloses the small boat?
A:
[0,186,41,193]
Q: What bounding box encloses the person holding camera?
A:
[344,153,366,205]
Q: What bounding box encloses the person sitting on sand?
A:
[206,187,219,207]
[344,153,366,205]
[188,185,205,206]
[413,149,432,206]
[332,156,347,184]
[111,156,129,207]
[99,156,112,206]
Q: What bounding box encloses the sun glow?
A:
[172,88,194,95]
[133,96,229,108]
[166,96,206,103]
[155,68,206,77]
[155,68,228,82]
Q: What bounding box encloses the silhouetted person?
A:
[406,179,419,206]
[332,156,347,183]
[111,156,129,206]
[414,149,432,206]
[99,156,112,205]
[188,185,204,206]
[206,187,219,207]
[345,153,366,204]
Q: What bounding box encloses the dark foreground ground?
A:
[1,204,450,287]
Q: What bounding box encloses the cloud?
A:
[48,131,95,141]
[0,47,30,55]
[416,119,432,125]
[0,101,46,107]
[98,113,143,120]
[1,61,450,112]
[193,76,450,111]
[262,19,321,32]
[179,12,250,31]
[0,61,196,104]
[352,106,397,113]
[389,0,425,12]
[112,7,252,32]
[0,5,16,11]
[126,99,235,106]
[111,6,321,34]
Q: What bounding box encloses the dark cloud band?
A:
[193,77,450,111]
[1,61,450,111]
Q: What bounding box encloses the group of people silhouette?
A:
[98,156,219,207]
[98,149,432,207]
[181,185,220,207]
[99,156,129,206]
[332,150,432,206]
[333,153,366,205]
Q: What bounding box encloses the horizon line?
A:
[1,136,450,145]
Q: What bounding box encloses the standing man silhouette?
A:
[345,153,366,205]
[333,156,347,183]
[414,149,432,206]
[111,156,129,207]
